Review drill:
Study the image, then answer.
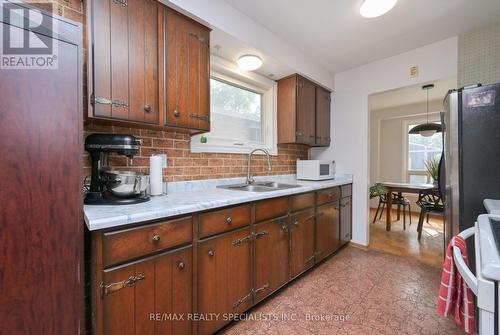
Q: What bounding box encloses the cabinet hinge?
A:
[112,0,127,6]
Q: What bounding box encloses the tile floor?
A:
[220,247,464,335]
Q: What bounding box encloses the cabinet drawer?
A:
[255,197,288,222]
[341,184,352,198]
[316,187,341,206]
[199,205,251,238]
[290,192,315,212]
[103,216,192,267]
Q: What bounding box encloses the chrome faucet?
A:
[247,148,272,184]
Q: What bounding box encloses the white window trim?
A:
[402,114,440,183]
[191,56,278,155]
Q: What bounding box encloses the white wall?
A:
[164,0,335,90]
[311,37,458,246]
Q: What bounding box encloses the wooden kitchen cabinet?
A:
[289,209,316,279]
[89,0,160,124]
[101,246,192,335]
[277,74,332,146]
[315,202,341,262]
[165,8,210,131]
[197,227,252,335]
[254,217,290,303]
[340,196,352,245]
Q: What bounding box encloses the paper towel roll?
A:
[150,155,164,196]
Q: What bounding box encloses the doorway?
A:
[367,77,456,268]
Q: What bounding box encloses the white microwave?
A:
[296,160,336,181]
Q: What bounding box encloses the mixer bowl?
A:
[101,170,150,198]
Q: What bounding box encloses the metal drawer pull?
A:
[226,216,232,224]
[112,0,127,6]
[102,274,145,296]
[189,113,209,121]
[144,104,151,113]
[93,95,128,108]
[232,235,252,246]
[255,231,269,239]
[173,108,180,118]
[233,291,252,309]
[152,234,161,242]
[254,283,269,295]
[208,250,215,257]
[178,261,185,270]
[296,132,303,137]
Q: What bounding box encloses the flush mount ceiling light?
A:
[360,0,398,18]
[409,84,442,137]
[237,55,262,71]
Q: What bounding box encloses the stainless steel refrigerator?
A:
[441,83,500,247]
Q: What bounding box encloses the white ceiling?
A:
[223,0,500,73]
[369,77,457,111]
[210,28,294,80]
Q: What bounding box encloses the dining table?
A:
[378,182,437,231]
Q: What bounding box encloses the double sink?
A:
[217,181,301,192]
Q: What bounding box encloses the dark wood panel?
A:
[277,75,297,144]
[315,203,341,261]
[341,184,352,198]
[197,228,252,335]
[103,217,192,267]
[296,76,316,145]
[340,196,352,245]
[289,209,316,278]
[290,192,315,212]
[92,0,111,117]
[255,197,288,223]
[0,14,83,334]
[198,204,251,238]
[254,218,290,303]
[316,187,341,206]
[102,247,192,335]
[315,86,331,146]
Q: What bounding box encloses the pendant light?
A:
[409,84,442,137]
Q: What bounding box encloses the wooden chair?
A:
[370,184,412,229]
[416,189,444,240]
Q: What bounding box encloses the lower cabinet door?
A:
[102,246,192,335]
[289,209,316,279]
[340,196,352,245]
[197,227,252,335]
[254,217,289,303]
[315,202,340,262]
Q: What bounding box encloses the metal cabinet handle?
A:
[226,216,232,224]
[232,235,252,246]
[233,291,252,309]
[178,261,185,270]
[173,108,180,118]
[144,104,151,113]
[292,219,299,226]
[152,234,161,242]
[208,250,215,257]
[102,274,145,296]
[255,231,269,239]
[254,283,269,295]
[189,113,209,121]
[112,0,127,6]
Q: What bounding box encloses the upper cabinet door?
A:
[91,0,160,124]
[296,76,316,145]
[315,86,331,146]
[165,9,210,131]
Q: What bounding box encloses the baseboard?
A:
[349,241,369,251]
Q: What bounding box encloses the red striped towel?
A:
[437,236,475,334]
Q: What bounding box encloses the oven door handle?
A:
[453,226,478,295]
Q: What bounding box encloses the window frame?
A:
[402,116,442,184]
[191,56,278,155]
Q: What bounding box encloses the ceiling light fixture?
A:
[237,55,262,71]
[360,0,398,18]
[409,84,442,137]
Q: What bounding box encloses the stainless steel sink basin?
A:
[217,181,301,192]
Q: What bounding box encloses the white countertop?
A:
[484,199,500,215]
[84,174,353,231]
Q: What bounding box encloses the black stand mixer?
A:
[84,134,150,205]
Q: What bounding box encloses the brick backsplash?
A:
[39,0,309,182]
[84,122,309,181]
